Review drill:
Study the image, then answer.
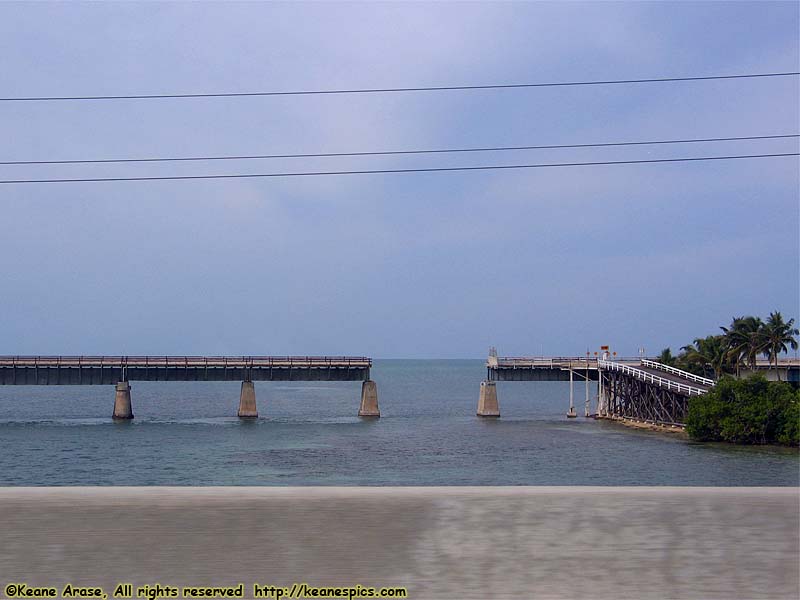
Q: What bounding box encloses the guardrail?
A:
[0,356,372,368]
[640,359,715,386]
[598,359,708,396]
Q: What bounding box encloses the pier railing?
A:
[490,356,645,369]
[598,359,708,396]
[640,359,715,386]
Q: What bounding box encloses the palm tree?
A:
[721,316,767,374]
[681,335,729,379]
[657,347,676,366]
[761,311,799,380]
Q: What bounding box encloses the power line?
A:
[0,153,795,184]
[2,72,798,102]
[1,134,796,166]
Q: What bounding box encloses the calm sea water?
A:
[0,360,796,486]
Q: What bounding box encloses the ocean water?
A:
[0,360,796,486]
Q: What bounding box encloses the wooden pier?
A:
[482,352,722,424]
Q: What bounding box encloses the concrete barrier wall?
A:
[0,487,796,600]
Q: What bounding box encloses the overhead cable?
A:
[1,134,797,166]
[0,153,796,184]
[1,72,797,102]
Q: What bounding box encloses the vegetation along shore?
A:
[657,312,798,446]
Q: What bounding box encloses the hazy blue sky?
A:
[1,1,798,358]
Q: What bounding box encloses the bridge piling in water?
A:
[598,372,607,416]
[358,380,380,417]
[567,369,577,418]
[585,369,591,417]
[112,381,133,420]
[476,381,500,417]
[238,381,258,418]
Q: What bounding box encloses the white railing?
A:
[640,359,715,386]
[598,359,708,396]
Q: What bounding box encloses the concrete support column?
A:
[113,381,133,420]
[598,373,607,417]
[477,381,500,417]
[567,369,577,418]
[584,370,591,417]
[358,380,380,417]
[238,381,258,418]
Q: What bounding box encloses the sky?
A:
[0,1,798,359]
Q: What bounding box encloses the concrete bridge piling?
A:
[112,381,133,420]
[566,369,577,418]
[476,381,500,417]
[358,380,380,417]
[238,381,258,418]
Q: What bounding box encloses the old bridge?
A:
[479,353,799,426]
[0,355,379,419]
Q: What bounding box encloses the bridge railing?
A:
[490,357,592,370]
[640,359,715,386]
[0,356,372,368]
[598,359,708,396]
[490,357,647,369]
[752,358,800,367]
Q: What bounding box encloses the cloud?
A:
[0,1,797,357]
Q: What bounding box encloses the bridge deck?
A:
[0,356,372,385]
[635,365,713,391]
[486,357,641,382]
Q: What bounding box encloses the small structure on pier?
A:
[0,355,378,420]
